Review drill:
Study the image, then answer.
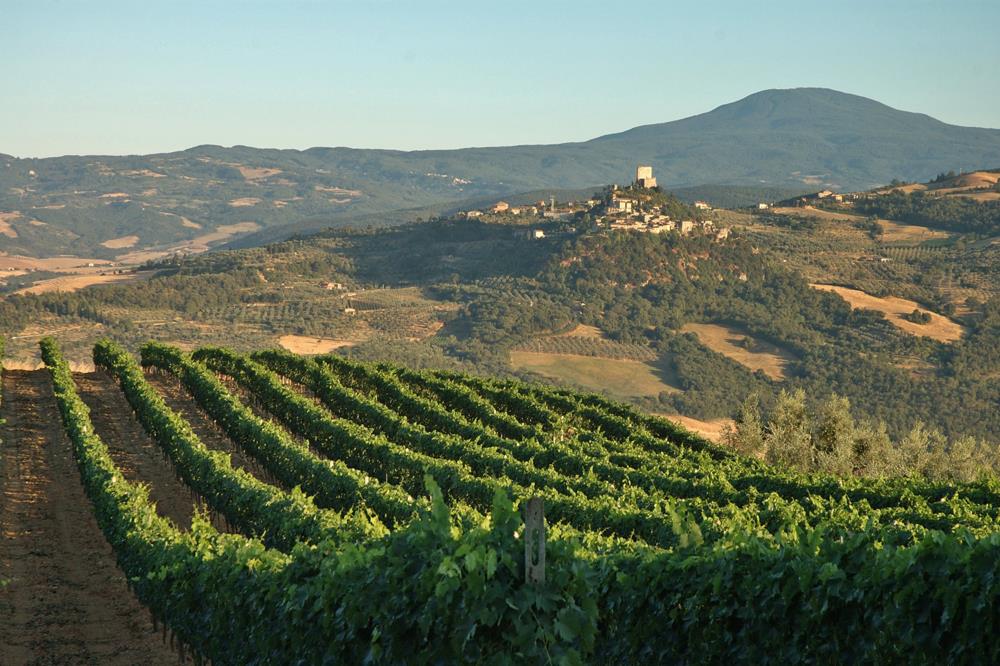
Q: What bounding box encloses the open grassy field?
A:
[114,222,262,264]
[554,323,605,338]
[509,350,679,400]
[770,205,863,222]
[518,325,659,362]
[277,335,358,355]
[663,414,735,443]
[680,322,797,380]
[878,219,951,243]
[14,270,152,295]
[811,284,966,342]
[100,235,140,249]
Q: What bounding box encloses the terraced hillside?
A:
[3,338,999,662]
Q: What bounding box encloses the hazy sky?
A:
[4,0,999,157]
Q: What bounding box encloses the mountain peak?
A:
[693,87,934,129]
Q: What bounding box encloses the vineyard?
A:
[2,338,1000,663]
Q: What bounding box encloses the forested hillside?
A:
[1,193,997,446]
[5,88,1000,258]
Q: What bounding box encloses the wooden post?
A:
[523,497,545,585]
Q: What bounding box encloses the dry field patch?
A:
[14,271,151,296]
[121,169,167,178]
[878,220,951,243]
[0,211,22,238]
[771,206,862,222]
[159,211,203,229]
[237,166,282,181]
[278,335,357,355]
[929,171,999,194]
[314,185,362,197]
[662,415,734,443]
[554,324,605,339]
[811,284,966,342]
[954,191,1000,202]
[881,183,927,194]
[680,322,796,380]
[510,351,679,400]
[229,197,261,207]
[0,253,113,271]
[114,222,260,263]
[100,235,140,249]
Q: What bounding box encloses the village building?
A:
[680,220,696,234]
[606,197,635,214]
[490,201,510,213]
[694,201,711,210]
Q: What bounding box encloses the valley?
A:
[1,165,998,446]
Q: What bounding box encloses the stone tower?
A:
[636,165,657,188]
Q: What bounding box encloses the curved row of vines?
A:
[41,337,1000,663]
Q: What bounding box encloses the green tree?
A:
[723,393,766,459]
[812,395,855,476]
[765,389,813,470]
[851,421,898,477]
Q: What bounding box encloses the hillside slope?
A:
[3,88,1000,259]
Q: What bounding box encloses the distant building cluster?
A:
[769,189,865,209]
[600,166,730,240]
[456,194,591,225]
[451,164,730,242]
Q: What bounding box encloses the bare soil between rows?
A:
[0,370,177,664]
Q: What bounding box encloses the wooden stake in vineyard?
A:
[523,497,545,585]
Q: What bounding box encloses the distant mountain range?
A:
[2,87,999,259]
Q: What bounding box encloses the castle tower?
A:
[636,165,657,189]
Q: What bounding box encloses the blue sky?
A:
[3,0,999,157]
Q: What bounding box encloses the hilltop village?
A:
[453,166,730,241]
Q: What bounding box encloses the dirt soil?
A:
[811,284,966,342]
[663,414,734,443]
[0,370,177,664]
[278,335,356,355]
[15,271,151,296]
[144,370,280,487]
[74,372,198,530]
[679,322,796,380]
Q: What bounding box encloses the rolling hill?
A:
[3,87,1000,259]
